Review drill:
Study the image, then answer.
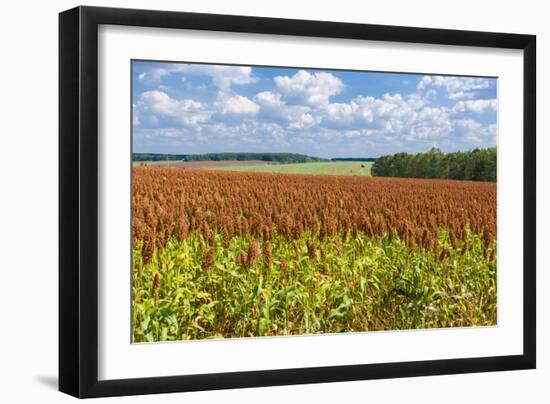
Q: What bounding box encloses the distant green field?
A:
[132,160,176,166]
[210,161,373,176]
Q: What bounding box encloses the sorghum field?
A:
[132,167,497,342]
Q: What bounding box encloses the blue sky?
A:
[132,60,497,158]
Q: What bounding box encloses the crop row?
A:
[133,167,496,262]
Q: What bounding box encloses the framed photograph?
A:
[59,6,536,398]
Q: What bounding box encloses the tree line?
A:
[331,157,377,162]
[133,152,326,164]
[371,147,496,182]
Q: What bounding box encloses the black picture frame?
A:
[59,5,536,398]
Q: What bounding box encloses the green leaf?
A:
[159,307,178,326]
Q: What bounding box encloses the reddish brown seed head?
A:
[307,240,318,261]
[153,272,161,291]
[236,251,249,268]
[263,241,273,269]
[142,228,155,264]
[280,259,289,274]
[202,246,216,270]
[247,239,261,267]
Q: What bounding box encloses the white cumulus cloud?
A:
[255,91,284,109]
[221,95,260,115]
[136,90,212,127]
[417,75,493,101]
[139,90,202,116]
[452,99,497,114]
[136,63,257,91]
[176,64,257,91]
[274,70,343,106]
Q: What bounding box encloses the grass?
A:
[209,161,373,176]
[132,228,496,342]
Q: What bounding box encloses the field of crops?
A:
[210,161,373,176]
[133,160,373,176]
[132,167,497,342]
